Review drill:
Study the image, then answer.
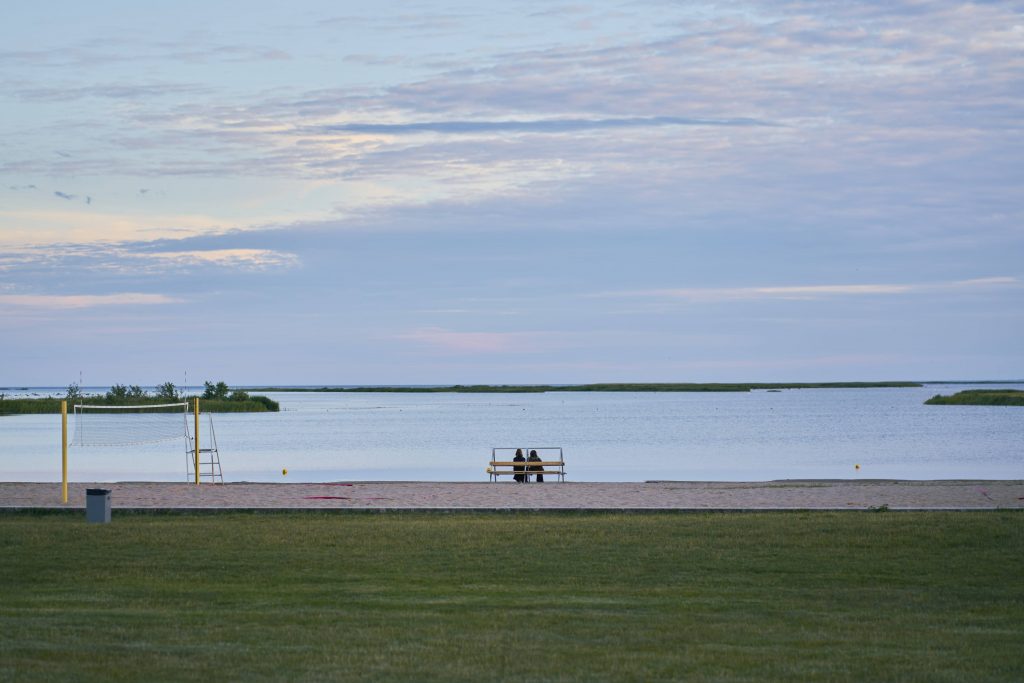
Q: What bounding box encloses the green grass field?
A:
[2,512,1021,682]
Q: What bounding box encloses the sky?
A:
[1,0,1022,386]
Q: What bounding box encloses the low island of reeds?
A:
[0,381,279,416]
[924,389,1024,406]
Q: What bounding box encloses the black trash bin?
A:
[86,488,111,524]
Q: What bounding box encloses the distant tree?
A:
[202,381,230,400]
[127,385,147,399]
[106,384,129,402]
[65,383,83,402]
[229,389,250,402]
[156,382,179,401]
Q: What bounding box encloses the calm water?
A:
[2,385,1022,482]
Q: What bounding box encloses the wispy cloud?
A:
[0,41,290,69]
[0,242,300,276]
[397,327,566,353]
[953,277,1019,287]
[163,44,290,64]
[137,248,299,270]
[14,82,209,103]
[319,116,774,135]
[0,293,181,309]
[602,277,1020,302]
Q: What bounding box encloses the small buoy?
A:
[854,464,861,470]
[282,468,288,476]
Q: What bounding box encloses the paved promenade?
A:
[2,480,1022,511]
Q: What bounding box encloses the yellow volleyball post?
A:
[194,397,200,485]
[61,400,68,503]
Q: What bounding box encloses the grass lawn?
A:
[1,511,1021,682]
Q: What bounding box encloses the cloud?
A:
[0,208,242,248]
[953,277,1019,288]
[318,116,774,135]
[0,41,290,70]
[1,0,1020,264]
[646,353,911,372]
[137,248,299,270]
[397,327,566,354]
[14,82,210,103]
[0,242,300,278]
[4,0,1019,215]
[603,277,1020,302]
[163,44,291,64]
[317,11,471,35]
[0,293,182,309]
[51,189,92,206]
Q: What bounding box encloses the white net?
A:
[72,403,189,447]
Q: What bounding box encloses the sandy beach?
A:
[2,479,1022,511]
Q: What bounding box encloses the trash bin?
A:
[86,488,111,524]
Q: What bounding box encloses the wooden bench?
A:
[487,447,566,482]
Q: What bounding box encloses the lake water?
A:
[1,384,1022,482]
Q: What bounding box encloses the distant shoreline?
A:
[246,382,923,393]
[8,381,1024,395]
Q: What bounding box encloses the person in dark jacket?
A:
[528,449,544,483]
[513,448,526,483]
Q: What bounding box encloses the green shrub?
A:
[249,395,280,411]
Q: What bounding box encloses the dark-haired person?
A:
[528,449,543,483]
[513,448,526,483]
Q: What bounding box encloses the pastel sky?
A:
[1,1,1021,386]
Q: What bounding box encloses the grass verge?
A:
[1,512,1021,682]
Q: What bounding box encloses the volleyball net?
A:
[72,403,189,447]
[60,399,206,502]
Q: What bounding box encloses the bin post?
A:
[86,488,111,523]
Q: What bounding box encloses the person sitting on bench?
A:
[513,448,526,483]
[528,449,544,483]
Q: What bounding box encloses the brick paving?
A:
[1,480,1022,511]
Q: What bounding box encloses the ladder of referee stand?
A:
[186,412,223,484]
